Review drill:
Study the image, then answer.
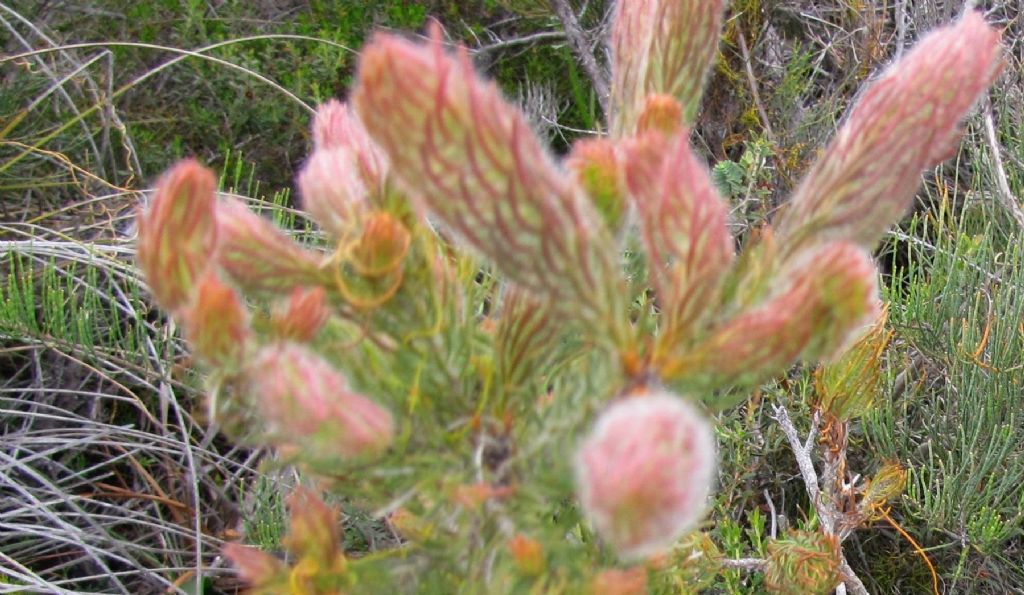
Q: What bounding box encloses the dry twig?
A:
[550,0,609,116]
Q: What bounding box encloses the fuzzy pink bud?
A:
[666,241,880,388]
[624,130,734,348]
[576,391,716,559]
[136,159,217,312]
[249,342,394,460]
[299,100,390,239]
[776,12,1002,251]
[215,197,326,293]
[296,147,370,240]
[311,99,388,190]
[182,271,250,369]
[271,286,329,342]
[610,0,726,135]
[353,27,625,336]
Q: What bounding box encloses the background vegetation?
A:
[2,0,1023,592]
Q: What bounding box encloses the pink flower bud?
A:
[624,130,734,348]
[271,286,329,342]
[136,159,217,312]
[636,94,684,135]
[311,99,388,190]
[576,391,716,559]
[666,241,880,388]
[249,342,394,460]
[610,0,726,135]
[182,271,250,369]
[215,197,327,293]
[353,27,625,337]
[296,146,370,240]
[776,12,1002,251]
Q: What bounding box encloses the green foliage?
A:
[243,475,288,551]
[866,207,1024,590]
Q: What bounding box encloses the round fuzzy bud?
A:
[575,391,716,559]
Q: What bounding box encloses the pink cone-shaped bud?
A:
[249,342,394,460]
[576,391,716,559]
[182,271,250,369]
[566,138,626,231]
[215,197,326,293]
[271,286,329,342]
[296,147,370,240]
[298,100,390,239]
[624,130,734,349]
[353,28,625,336]
[776,12,1002,251]
[136,159,217,312]
[610,0,726,136]
[666,242,880,388]
[311,99,389,190]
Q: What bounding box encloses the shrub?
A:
[136,3,1001,592]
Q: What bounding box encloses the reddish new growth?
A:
[776,12,1004,250]
[136,159,217,313]
[249,342,394,461]
[624,130,734,347]
[353,26,625,335]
